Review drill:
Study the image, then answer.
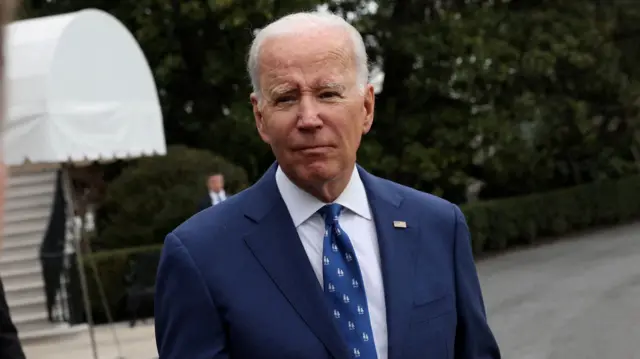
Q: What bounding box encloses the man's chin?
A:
[282,159,335,183]
[301,160,339,179]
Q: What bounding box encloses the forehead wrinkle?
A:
[259,43,356,99]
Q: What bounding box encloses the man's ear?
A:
[251,93,271,144]
[362,84,375,134]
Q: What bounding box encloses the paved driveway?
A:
[22,322,157,359]
[479,222,640,359]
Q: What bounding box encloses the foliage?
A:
[20,0,640,203]
[96,145,249,250]
[354,0,640,200]
[82,244,163,323]
[463,174,640,255]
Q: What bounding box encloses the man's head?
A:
[248,12,375,202]
[207,173,224,193]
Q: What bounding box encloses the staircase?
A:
[1,166,87,341]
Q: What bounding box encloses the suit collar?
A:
[275,164,372,227]
[356,164,403,208]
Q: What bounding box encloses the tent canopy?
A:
[4,9,166,166]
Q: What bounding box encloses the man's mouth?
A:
[295,145,333,154]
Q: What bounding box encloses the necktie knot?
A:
[318,203,343,225]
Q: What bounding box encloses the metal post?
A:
[61,165,99,359]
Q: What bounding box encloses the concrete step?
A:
[2,234,42,251]
[4,207,52,226]
[0,251,41,273]
[5,185,55,201]
[13,312,54,333]
[3,278,45,303]
[20,323,88,343]
[4,195,54,212]
[1,266,43,288]
[1,240,42,259]
[3,219,48,238]
[6,170,57,188]
[7,294,48,318]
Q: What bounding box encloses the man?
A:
[197,173,226,211]
[155,11,501,359]
[0,1,28,358]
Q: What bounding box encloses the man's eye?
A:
[319,92,340,99]
[276,96,296,104]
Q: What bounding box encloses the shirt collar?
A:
[275,164,372,227]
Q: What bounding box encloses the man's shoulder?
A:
[365,172,460,229]
[171,186,256,247]
[370,173,456,211]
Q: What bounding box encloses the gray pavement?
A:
[23,322,157,359]
[479,222,640,359]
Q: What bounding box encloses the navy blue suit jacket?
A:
[155,164,501,359]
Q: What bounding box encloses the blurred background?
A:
[2,0,640,358]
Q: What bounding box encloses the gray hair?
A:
[247,11,369,98]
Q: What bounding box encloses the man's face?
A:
[250,27,375,189]
[207,175,224,192]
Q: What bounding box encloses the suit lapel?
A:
[359,167,420,359]
[243,164,350,359]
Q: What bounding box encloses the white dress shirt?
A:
[209,190,226,205]
[275,165,388,359]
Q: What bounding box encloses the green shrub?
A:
[82,245,162,322]
[82,174,640,322]
[462,174,640,255]
[97,145,249,250]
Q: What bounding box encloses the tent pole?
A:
[61,165,99,359]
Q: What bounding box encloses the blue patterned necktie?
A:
[319,204,378,359]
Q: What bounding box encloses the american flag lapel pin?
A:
[393,221,407,229]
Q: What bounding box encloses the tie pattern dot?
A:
[319,204,377,359]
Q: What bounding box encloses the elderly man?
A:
[0,1,28,358]
[155,11,501,359]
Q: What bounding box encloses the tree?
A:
[345,0,640,199]
[21,0,640,203]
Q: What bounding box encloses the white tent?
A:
[4,8,166,166]
[2,9,166,355]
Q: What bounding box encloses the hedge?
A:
[81,174,640,320]
[462,174,640,254]
[82,244,163,322]
[97,145,249,251]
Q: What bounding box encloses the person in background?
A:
[197,173,226,211]
[155,11,500,359]
[0,1,28,358]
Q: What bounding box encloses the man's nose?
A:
[296,95,322,130]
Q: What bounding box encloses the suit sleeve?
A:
[452,205,501,359]
[155,232,229,359]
